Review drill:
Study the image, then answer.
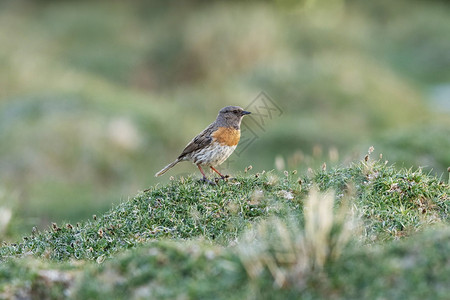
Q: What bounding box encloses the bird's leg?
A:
[210,166,230,180]
[197,165,216,185]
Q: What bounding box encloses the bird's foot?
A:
[200,176,216,185]
[214,174,237,184]
[214,174,230,182]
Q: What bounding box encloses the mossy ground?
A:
[1,157,448,299]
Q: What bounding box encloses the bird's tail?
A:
[155,159,180,177]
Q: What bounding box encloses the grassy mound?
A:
[0,156,448,298]
[1,157,448,262]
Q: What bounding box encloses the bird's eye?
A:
[233,110,238,114]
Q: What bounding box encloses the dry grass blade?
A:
[238,185,359,289]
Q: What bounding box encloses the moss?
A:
[0,159,449,298]
[1,159,448,263]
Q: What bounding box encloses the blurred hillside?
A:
[0,0,449,238]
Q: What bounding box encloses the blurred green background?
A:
[0,0,449,239]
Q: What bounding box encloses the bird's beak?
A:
[241,110,251,116]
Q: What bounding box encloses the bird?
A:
[155,106,251,184]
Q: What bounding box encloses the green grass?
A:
[1,158,447,262]
[74,228,450,299]
[2,230,450,299]
[0,157,448,299]
[0,172,301,261]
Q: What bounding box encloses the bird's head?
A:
[217,106,251,129]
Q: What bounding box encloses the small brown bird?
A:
[155,106,251,184]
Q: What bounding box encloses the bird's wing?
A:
[178,123,215,159]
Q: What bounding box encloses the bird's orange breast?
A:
[212,127,241,146]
